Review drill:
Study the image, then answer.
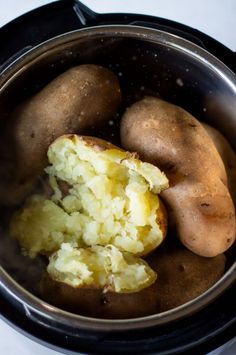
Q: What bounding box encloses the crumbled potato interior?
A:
[10,135,168,292]
[11,136,168,258]
[48,243,157,292]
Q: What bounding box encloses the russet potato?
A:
[121,97,235,257]
[0,65,121,205]
[11,135,168,258]
[11,134,169,311]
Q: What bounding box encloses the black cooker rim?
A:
[1,280,235,354]
[0,0,235,73]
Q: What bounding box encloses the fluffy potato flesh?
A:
[10,135,168,293]
[48,243,157,292]
[11,135,168,258]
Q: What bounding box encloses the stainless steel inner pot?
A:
[0,25,236,332]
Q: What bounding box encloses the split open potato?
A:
[11,134,169,308]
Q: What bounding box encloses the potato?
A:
[0,65,121,205]
[120,97,235,257]
[11,135,168,258]
[47,243,157,293]
[12,134,170,315]
[40,244,225,319]
[203,123,236,206]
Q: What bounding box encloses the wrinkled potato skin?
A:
[40,246,225,318]
[120,97,235,257]
[203,123,236,206]
[0,65,121,205]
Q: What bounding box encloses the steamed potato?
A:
[203,123,236,205]
[47,243,157,293]
[121,97,235,257]
[0,65,121,205]
[11,134,170,308]
[41,244,225,319]
[11,135,168,258]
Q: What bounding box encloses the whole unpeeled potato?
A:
[0,65,121,205]
[120,97,235,257]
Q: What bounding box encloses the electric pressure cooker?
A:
[0,1,235,354]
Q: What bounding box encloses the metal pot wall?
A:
[0,1,235,354]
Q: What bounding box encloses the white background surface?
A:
[0,1,235,354]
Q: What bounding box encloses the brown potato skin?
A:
[40,273,159,319]
[120,97,235,257]
[0,65,121,205]
[203,123,236,206]
[40,246,225,318]
[147,246,226,312]
[59,134,121,152]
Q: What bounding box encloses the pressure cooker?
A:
[0,1,235,354]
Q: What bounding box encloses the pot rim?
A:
[1,25,236,91]
[1,258,236,332]
[0,24,235,332]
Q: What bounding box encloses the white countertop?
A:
[0,1,235,354]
